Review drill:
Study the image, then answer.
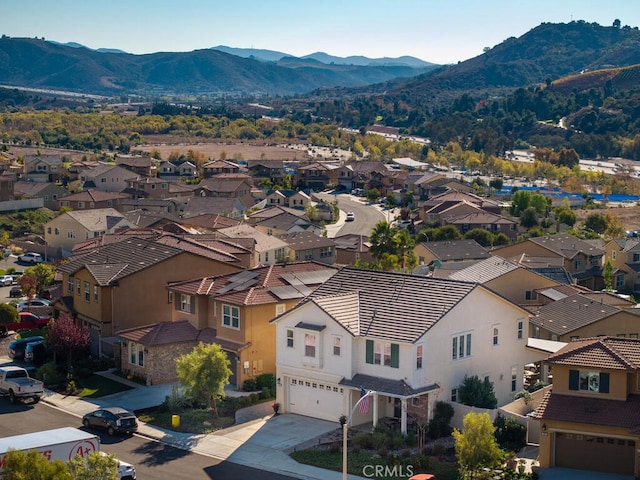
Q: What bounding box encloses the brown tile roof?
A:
[533,391,640,431]
[443,211,516,225]
[528,293,624,335]
[529,233,605,259]
[169,261,339,306]
[422,240,491,263]
[298,267,479,343]
[545,336,640,370]
[276,231,336,249]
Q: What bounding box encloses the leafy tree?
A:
[417,225,462,242]
[369,221,397,260]
[603,259,613,292]
[304,203,319,221]
[0,302,19,327]
[25,263,56,296]
[68,451,118,480]
[47,312,90,368]
[458,374,497,409]
[463,228,494,247]
[584,213,607,234]
[366,188,380,203]
[17,273,37,300]
[554,204,577,227]
[394,229,416,271]
[453,412,502,477]
[509,190,531,216]
[175,342,232,418]
[493,413,527,453]
[519,206,539,228]
[2,448,71,480]
[428,400,454,439]
[488,178,503,193]
[493,232,511,246]
[530,193,549,215]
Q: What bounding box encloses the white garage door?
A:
[287,377,343,421]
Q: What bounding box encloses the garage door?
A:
[555,432,635,475]
[287,377,343,421]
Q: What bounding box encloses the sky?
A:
[2,0,640,65]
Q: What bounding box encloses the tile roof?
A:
[64,208,131,231]
[332,234,370,252]
[533,391,640,431]
[529,294,623,335]
[340,373,439,397]
[509,254,566,268]
[300,267,479,343]
[529,233,605,259]
[61,189,129,202]
[169,261,339,306]
[420,240,491,262]
[449,256,520,283]
[218,224,288,252]
[545,336,640,370]
[526,267,573,284]
[276,231,336,249]
[443,211,516,225]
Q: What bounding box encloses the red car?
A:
[0,312,51,337]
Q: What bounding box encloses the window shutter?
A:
[569,369,579,390]
[390,343,399,368]
[365,340,373,364]
[599,372,610,393]
[190,295,195,314]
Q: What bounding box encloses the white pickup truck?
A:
[0,365,44,404]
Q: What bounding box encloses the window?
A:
[223,305,240,329]
[451,388,458,402]
[167,291,173,304]
[275,304,285,316]
[46,227,51,234]
[333,336,341,356]
[452,333,472,360]
[68,276,74,294]
[416,344,423,369]
[304,250,313,260]
[179,294,193,313]
[612,251,617,260]
[84,282,90,302]
[286,329,294,348]
[517,321,524,340]
[525,290,538,301]
[365,340,399,368]
[68,230,76,239]
[76,279,81,295]
[93,284,98,302]
[129,342,144,366]
[304,333,316,358]
[320,246,333,258]
[575,258,581,269]
[78,202,85,209]
[511,366,517,392]
[569,369,610,393]
[616,275,624,290]
[412,397,420,407]
[493,327,499,346]
[634,253,640,262]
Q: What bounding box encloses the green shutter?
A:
[390,343,399,368]
[366,340,373,364]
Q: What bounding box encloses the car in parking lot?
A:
[345,212,355,222]
[17,252,43,264]
[0,275,13,286]
[9,286,23,298]
[8,335,45,360]
[17,298,51,312]
[82,407,139,436]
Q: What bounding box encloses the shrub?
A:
[329,442,340,454]
[377,446,388,457]
[36,361,63,385]
[242,379,258,392]
[352,432,373,450]
[428,401,454,439]
[494,414,527,452]
[256,373,275,390]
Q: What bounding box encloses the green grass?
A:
[76,374,134,398]
[138,408,234,434]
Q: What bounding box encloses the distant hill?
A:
[0,37,437,96]
[46,40,128,54]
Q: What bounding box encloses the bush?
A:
[242,379,258,392]
[494,414,527,452]
[256,373,275,390]
[428,401,454,439]
[36,361,64,385]
[352,432,373,450]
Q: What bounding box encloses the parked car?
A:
[0,275,13,286]
[9,286,22,298]
[0,312,50,337]
[82,407,139,436]
[8,335,45,360]
[17,252,43,264]
[345,212,355,222]
[17,298,51,312]
[10,271,24,283]
[24,339,53,365]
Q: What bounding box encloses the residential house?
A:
[273,267,542,432]
[414,240,491,268]
[332,234,373,266]
[603,237,640,292]
[449,256,563,308]
[421,190,502,215]
[246,159,286,186]
[536,284,636,309]
[533,337,640,477]
[442,211,518,241]
[339,161,388,192]
[294,162,340,190]
[179,213,243,231]
[44,208,137,257]
[57,189,128,210]
[529,292,640,342]
[202,159,242,178]
[264,189,311,210]
[277,231,336,265]
[125,176,193,200]
[115,198,184,216]
[246,206,308,225]
[180,196,246,219]
[218,224,288,267]
[23,155,62,183]
[79,164,139,192]
[13,181,68,210]
[254,211,322,237]
[0,175,14,202]
[493,234,606,290]
[156,160,197,180]
[129,262,340,386]
[192,175,255,209]
[116,155,155,177]
[55,234,244,355]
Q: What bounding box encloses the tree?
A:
[366,188,380,203]
[369,221,397,260]
[2,448,71,480]
[304,203,319,221]
[458,374,497,409]
[0,303,19,328]
[47,312,90,368]
[463,228,494,247]
[488,178,503,193]
[519,207,539,229]
[394,229,416,271]
[554,204,577,228]
[509,190,531,216]
[68,451,118,480]
[453,412,502,478]
[584,213,607,234]
[17,273,37,300]
[603,259,614,292]
[175,342,232,418]
[26,263,56,297]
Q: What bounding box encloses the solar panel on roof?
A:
[216,270,261,294]
[227,270,260,283]
[270,285,306,300]
[233,278,258,291]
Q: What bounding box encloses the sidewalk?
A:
[41,371,366,480]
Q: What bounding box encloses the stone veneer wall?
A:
[120,341,197,385]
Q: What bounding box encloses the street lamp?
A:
[342,389,375,480]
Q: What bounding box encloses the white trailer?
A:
[0,427,99,472]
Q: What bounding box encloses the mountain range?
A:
[1,21,639,103]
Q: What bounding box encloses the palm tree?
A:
[369,221,397,261]
[395,229,417,271]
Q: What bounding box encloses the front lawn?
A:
[75,374,133,398]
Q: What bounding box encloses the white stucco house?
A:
[273,267,547,433]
